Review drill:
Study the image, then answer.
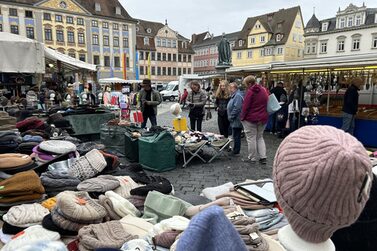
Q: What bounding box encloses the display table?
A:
[317,115,377,147]
[65,112,115,136]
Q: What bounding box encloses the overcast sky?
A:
[120,0,376,38]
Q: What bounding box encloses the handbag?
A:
[267,94,281,115]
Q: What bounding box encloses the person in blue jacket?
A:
[227,82,244,155]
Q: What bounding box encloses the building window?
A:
[26,27,34,39]
[255,24,261,29]
[167,39,171,47]
[337,40,345,52]
[178,68,182,76]
[115,6,121,15]
[250,37,255,44]
[183,55,187,62]
[237,51,242,59]
[352,38,360,50]
[68,52,75,58]
[156,38,161,47]
[247,50,253,58]
[348,17,353,27]
[322,23,328,31]
[151,67,156,76]
[92,20,98,27]
[10,25,19,34]
[188,68,192,74]
[373,36,377,48]
[44,13,51,20]
[171,67,176,76]
[311,43,316,53]
[78,33,85,44]
[67,31,74,43]
[320,41,327,53]
[356,16,362,26]
[114,56,120,67]
[79,54,86,62]
[123,37,129,48]
[265,48,273,56]
[66,16,73,24]
[95,2,101,11]
[56,30,64,42]
[25,10,33,18]
[340,18,345,28]
[168,67,171,76]
[44,29,52,41]
[238,40,242,47]
[113,23,119,30]
[157,67,161,76]
[166,53,170,61]
[260,36,265,43]
[295,20,301,28]
[77,18,84,25]
[172,40,177,48]
[9,8,17,17]
[171,54,176,62]
[93,55,100,65]
[292,34,297,42]
[103,22,108,29]
[163,53,167,61]
[139,66,144,75]
[151,52,155,61]
[103,35,109,46]
[55,15,63,22]
[183,68,187,75]
[143,37,149,45]
[178,54,182,62]
[162,39,166,47]
[188,55,191,62]
[260,49,264,57]
[156,52,160,61]
[162,67,166,75]
[104,56,110,67]
[139,51,144,60]
[277,47,283,55]
[92,34,99,45]
[113,37,119,47]
[123,24,128,31]
[276,34,282,42]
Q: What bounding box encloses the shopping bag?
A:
[267,94,281,115]
[133,111,144,124]
[173,117,188,132]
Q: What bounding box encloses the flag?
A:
[147,52,151,79]
[123,52,127,80]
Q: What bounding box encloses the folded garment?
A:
[0,195,47,208]
[130,176,173,197]
[77,142,105,155]
[56,191,107,223]
[216,191,274,210]
[153,230,181,249]
[113,176,140,198]
[244,208,280,219]
[16,142,39,155]
[22,135,44,143]
[260,216,288,232]
[41,169,81,188]
[2,220,26,235]
[39,140,77,155]
[3,203,49,228]
[78,221,137,251]
[50,208,95,232]
[127,195,146,211]
[0,170,45,204]
[47,158,76,172]
[201,182,234,201]
[105,191,141,218]
[0,161,37,175]
[21,129,49,139]
[100,151,120,171]
[142,191,192,224]
[50,135,81,145]
[43,213,79,236]
[0,153,32,169]
[258,213,284,231]
[120,215,154,238]
[99,195,121,221]
[121,239,153,251]
[44,186,78,197]
[14,241,67,251]
[16,117,45,133]
[1,225,60,251]
[77,175,120,192]
[32,145,55,161]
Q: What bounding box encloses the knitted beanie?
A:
[1,225,61,251]
[56,191,107,222]
[15,241,67,251]
[69,149,107,180]
[0,154,32,169]
[113,176,140,198]
[2,221,26,235]
[121,239,153,251]
[78,221,137,251]
[39,140,77,155]
[153,230,181,248]
[273,125,373,243]
[3,203,50,227]
[99,195,121,221]
[42,213,78,236]
[77,175,120,192]
[119,215,154,238]
[105,191,141,218]
[50,208,88,232]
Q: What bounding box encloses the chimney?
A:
[192,34,197,44]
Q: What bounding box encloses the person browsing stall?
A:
[138,79,162,128]
[187,81,206,132]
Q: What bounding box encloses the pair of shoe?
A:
[259,158,267,165]
[242,157,267,164]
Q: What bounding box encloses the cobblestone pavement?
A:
[137,102,283,196]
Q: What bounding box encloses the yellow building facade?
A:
[232,6,305,67]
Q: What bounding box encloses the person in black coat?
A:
[270,81,287,134]
[341,77,363,135]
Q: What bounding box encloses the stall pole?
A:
[327,68,331,113]
[298,68,305,129]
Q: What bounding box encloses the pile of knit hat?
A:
[31,140,77,165]
[0,153,37,174]
[0,130,21,153]
[17,134,44,155]
[16,117,46,133]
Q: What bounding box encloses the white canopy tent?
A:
[98,77,130,84]
[0,32,45,73]
[44,47,97,72]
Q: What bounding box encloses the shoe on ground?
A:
[259,158,267,165]
[242,157,257,163]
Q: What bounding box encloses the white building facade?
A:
[304,4,377,59]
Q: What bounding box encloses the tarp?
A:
[0,32,45,73]
[99,77,129,84]
[44,47,96,72]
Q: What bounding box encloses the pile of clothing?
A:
[0,131,22,153]
[31,140,77,165]
[16,117,46,133]
[0,153,37,174]
[16,134,44,155]
[0,111,16,131]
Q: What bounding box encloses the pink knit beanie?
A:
[273,125,373,243]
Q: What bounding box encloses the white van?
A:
[160,81,179,101]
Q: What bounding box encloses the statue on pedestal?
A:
[217,33,232,67]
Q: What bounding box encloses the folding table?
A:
[206,138,233,163]
[176,140,207,168]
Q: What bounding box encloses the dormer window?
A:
[322,22,328,31]
[255,24,261,29]
[144,37,149,45]
[147,28,152,34]
[239,40,243,46]
[115,7,121,15]
[348,17,353,27]
[95,3,101,12]
[356,15,362,26]
[276,34,282,42]
[340,18,345,28]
